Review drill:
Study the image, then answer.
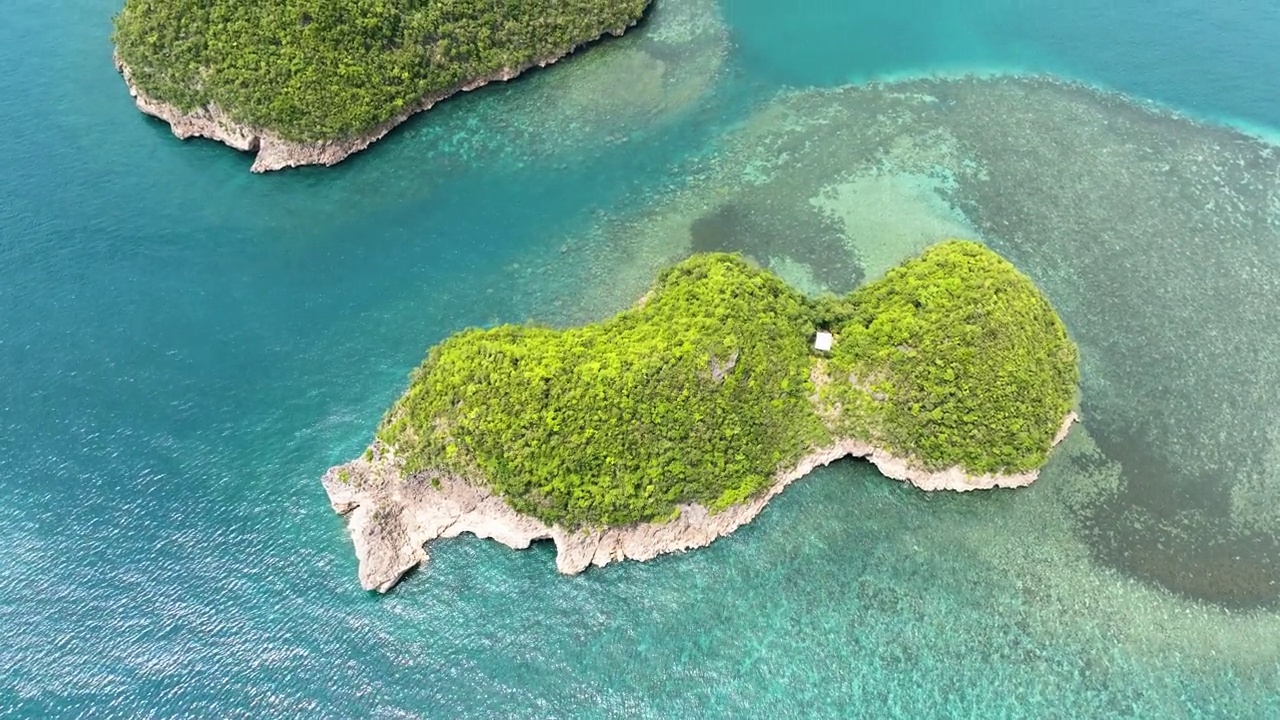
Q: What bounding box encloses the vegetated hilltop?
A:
[378,253,830,529]
[820,240,1080,475]
[112,0,649,163]
[372,241,1079,530]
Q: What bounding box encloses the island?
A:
[322,241,1080,591]
[111,0,651,171]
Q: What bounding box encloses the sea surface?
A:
[2,0,1279,717]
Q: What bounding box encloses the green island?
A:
[373,240,1078,528]
[112,0,649,163]
[324,240,1079,590]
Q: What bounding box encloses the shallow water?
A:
[2,0,1279,716]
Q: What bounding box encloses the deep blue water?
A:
[2,0,1279,717]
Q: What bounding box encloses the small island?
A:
[322,241,1079,591]
[111,0,651,171]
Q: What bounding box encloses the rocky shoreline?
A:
[113,14,644,173]
[321,412,1077,592]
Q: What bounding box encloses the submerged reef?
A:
[324,242,1078,591]
[538,74,1280,609]
[111,0,650,171]
[436,0,729,163]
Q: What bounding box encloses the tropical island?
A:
[322,241,1079,591]
[111,0,651,171]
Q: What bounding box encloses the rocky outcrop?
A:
[322,412,1078,592]
[113,17,643,173]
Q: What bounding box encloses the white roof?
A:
[814,331,834,352]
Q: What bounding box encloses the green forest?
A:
[375,242,1079,529]
[822,241,1079,473]
[112,0,649,140]
[378,254,831,528]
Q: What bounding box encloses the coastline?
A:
[113,14,645,173]
[322,411,1078,592]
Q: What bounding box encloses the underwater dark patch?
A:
[1075,421,1280,610]
[690,202,862,293]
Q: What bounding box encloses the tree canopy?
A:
[822,240,1079,473]
[378,254,830,528]
[375,242,1080,529]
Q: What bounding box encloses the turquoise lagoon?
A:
[1,0,1279,716]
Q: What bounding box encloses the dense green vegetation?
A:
[378,254,830,528]
[822,241,1079,473]
[112,0,649,141]
[375,242,1078,529]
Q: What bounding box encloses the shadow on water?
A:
[1076,420,1280,610]
[690,202,863,292]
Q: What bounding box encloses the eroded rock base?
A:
[323,413,1076,592]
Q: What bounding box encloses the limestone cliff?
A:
[114,19,639,173]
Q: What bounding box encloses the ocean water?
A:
[2,0,1279,717]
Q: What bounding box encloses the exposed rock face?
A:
[113,18,642,173]
[322,412,1077,592]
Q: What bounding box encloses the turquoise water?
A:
[724,0,1280,128]
[3,0,1280,716]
